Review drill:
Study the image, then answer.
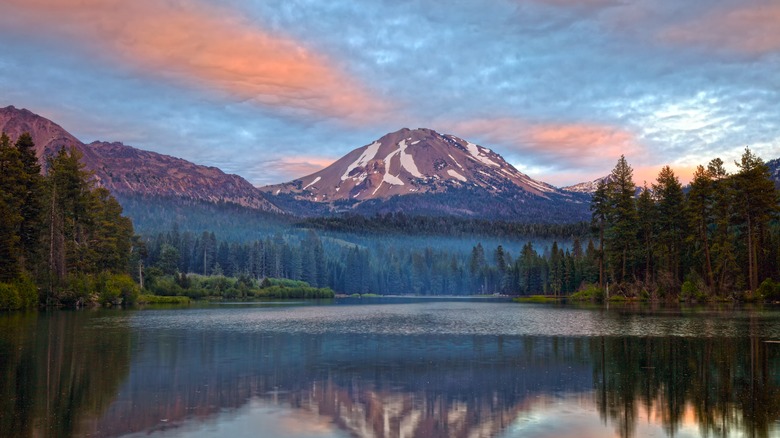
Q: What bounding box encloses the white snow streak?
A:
[381,147,405,186]
[447,169,467,182]
[466,142,499,167]
[341,141,381,181]
[383,172,404,186]
[398,140,423,178]
[448,154,464,170]
[302,176,321,190]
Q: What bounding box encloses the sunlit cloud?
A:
[0,0,383,121]
[452,118,642,167]
[661,3,780,55]
[245,155,337,186]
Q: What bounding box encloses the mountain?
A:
[768,158,780,189]
[265,128,558,201]
[263,128,590,222]
[0,105,281,213]
[561,176,610,194]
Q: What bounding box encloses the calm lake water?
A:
[2,298,780,438]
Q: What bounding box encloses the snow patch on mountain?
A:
[398,140,423,178]
[341,141,381,181]
[448,154,464,170]
[303,176,321,190]
[447,169,467,182]
[466,142,499,167]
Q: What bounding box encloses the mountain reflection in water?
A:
[1,302,779,438]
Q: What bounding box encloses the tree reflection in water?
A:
[1,310,779,438]
[0,311,132,437]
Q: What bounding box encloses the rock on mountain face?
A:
[562,174,644,196]
[263,128,591,222]
[0,105,281,213]
[264,128,559,201]
[561,176,609,194]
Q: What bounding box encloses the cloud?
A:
[245,155,336,186]
[661,3,780,55]
[0,0,383,121]
[451,118,642,169]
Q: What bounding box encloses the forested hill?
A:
[299,213,589,239]
[0,133,137,309]
[590,151,780,300]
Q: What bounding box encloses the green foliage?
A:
[0,283,20,310]
[137,294,190,305]
[680,280,707,303]
[513,295,560,303]
[0,276,38,310]
[142,273,334,300]
[590,151,780,302]
[103,274,139,306]
[256,285,334,299]
[757,278,780,302]
[265,278,309,288]
[569,284,604,302]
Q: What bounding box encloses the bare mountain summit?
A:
[264,128,590,222]
[264,128,559,201]
[0,105,281,213]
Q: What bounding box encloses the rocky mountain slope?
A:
[264,128,559,201]
[264,128,590,222]
[0,105,281,213]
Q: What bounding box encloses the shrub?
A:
[137,294,190,305]
[14,275,38,309]
[0,283,21,310]
[105,274,139,306]
[680,280,699,302]
[758,278,780,301]
[570,284,604,301]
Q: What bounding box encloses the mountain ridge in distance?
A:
[0,105,281,214]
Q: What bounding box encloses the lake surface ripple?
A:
[1,299,779,438]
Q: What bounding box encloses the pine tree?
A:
[731,148,779,290]
[686,165,715,290]
[591,179,609,288]
[0,133,25,281]
[14,133,44,273]
[636,185,655,285]
[653,166,686,288]
[605,155,638,284]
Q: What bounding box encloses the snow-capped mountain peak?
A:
[263,128,561,202]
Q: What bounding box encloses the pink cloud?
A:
[662,4,780,55]
[633,164,696,187]
[0,0,384,121]
[451,117,642,169]
[270,156,336,178]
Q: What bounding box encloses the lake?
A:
[1,298,779,437]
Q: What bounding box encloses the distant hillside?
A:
[0,105,281,214]
[768,158,780,189]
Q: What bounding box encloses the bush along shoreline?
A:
[141,273,334,302]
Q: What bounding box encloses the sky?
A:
[1,0,778,187]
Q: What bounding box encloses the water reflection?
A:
[1,303,779,437]
[0,311,132,437]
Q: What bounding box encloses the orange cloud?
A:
[452,117,641,167]
[0,0,382,120]
[633,164,697,187]
[272,156,336,177]
[662,4,780,55]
